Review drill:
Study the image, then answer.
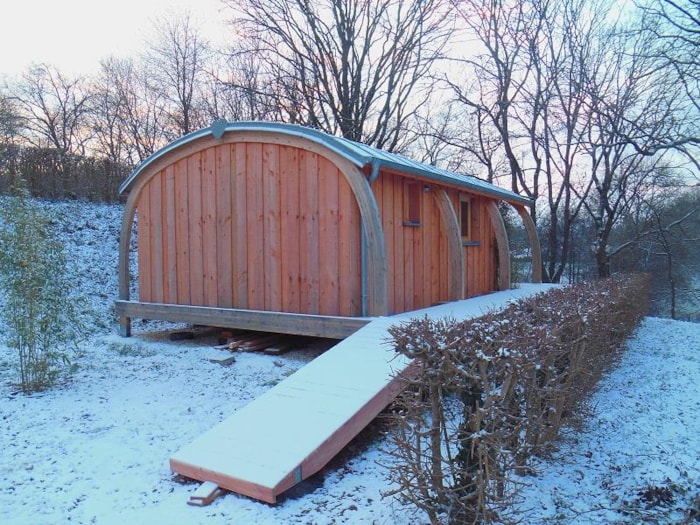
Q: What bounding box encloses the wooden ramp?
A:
[170,284,554,503]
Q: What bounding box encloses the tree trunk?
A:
[596,246,611,278]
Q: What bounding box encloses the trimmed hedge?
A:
[385,273,650,524]
[0,145,129,202]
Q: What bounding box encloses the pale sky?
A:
[0,0,229,80]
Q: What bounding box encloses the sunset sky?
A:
[0,0,229,79]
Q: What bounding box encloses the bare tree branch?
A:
[223,0,454,151]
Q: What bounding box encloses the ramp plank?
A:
[170,285,555,503]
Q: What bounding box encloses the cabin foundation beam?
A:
[114,301,371,339]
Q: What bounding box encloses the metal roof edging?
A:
[118,120,532,206]
[118,120,374,195]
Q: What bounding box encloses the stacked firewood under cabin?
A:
[211,331,308,366]
[216,330,306,355]
[169,327,307,355]
[168,327,319,366]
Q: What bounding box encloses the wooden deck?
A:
[169,284,555,503]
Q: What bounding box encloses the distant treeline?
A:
[0,144,131,203]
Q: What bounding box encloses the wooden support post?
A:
[512,203,543,283]
[485,201,511,290]
[119,316,131,338]
[208,354,237,366]
[187,481,224,507]
[434,189,464,301]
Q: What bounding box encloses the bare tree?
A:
[449,0,604,282]
[145,11,212,137]
[637,0,700,146]
[89,70,131,166]
[615,187,700,318]
[14,64,93,168]
[526,0,601,282]
[0,88,22,183]
[225,0,454,151]
[408,100,481,174]
[449,0,538,196]
[581,20,694,277]
[0,88,21,145]
[448,0,697,282]
[203,43,282,122]
[96,57,170,165]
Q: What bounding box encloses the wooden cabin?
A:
[116,120,541,338]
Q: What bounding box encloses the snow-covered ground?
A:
[0,200,698,524]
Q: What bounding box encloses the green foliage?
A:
[0,182,85,393]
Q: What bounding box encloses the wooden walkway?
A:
[170,284,554,503]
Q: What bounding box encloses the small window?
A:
[403,182,421,226]
[460,198,471,241]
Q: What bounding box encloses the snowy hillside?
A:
[0,200,698,524]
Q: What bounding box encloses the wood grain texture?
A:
[434,189,464,301]
[486,200,511,291]
[215,145,233,308]
[513,203,543,283]
[119,127,532,333]
[115,300,369,339]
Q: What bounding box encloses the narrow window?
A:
[403,182,421,226]
[460,198,471,241]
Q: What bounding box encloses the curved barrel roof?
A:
[119,120,531,205]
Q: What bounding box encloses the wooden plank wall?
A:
[372,173,452,314]
[370,174,500,314]
[137,143,362,317]
[460,195,497,298]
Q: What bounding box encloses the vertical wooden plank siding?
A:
[215,145,233,308]
[429,194,442,302]
[485,200,511,290]
[138,181,152,303]
[433,188,463,301]
[136,153,502,317]
[133,139,379,319]
[233,143,248,308]
[411,189,424,307]
[262,143,282,312]
[392,176,405,311]
[202,147,218,306]
[459,196,499,298]
[279,145,301,313]
[318,156,340,315]
[149,174,164,303]
[299,150,320,314]
[400,184,414,312]
[164,165,178,304]
[124,129,523,335]
[174,159,191,304]
[468,197,481,297]
[381,175,396,313]
[187,153,205,306]
[368,175,383,313]
[470,198,479,295]
[338,168,361,316]
[476,197,486,294]
[372,174,460,313]
[246,143,264,310]
[484,200,498,293]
